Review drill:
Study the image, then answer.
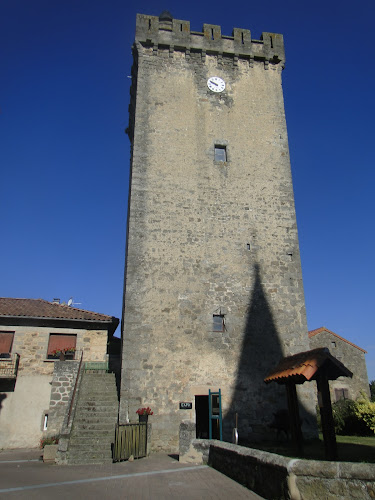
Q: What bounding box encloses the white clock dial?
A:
[207,76,225,93]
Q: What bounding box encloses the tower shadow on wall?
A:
[223,262,289,443]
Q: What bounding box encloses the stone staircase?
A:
[67,371,118,464]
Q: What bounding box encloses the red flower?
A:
[136,407,153,415]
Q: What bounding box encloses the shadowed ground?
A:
[0,449,264,499]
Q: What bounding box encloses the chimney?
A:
[53,298,60,304]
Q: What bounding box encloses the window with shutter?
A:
[0,332,14,358]
[47,334,77,359]
[335,388,349,401]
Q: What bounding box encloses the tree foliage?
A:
[353,393,375,434]
[327,393,375,436]
[370,380,375,402]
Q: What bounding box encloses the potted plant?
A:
[62,347,76,360]
[136,407,153,423]
[50,348,76,361]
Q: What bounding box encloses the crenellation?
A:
[203,24,222,41]
[135,13,285,65]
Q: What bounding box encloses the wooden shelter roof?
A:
[264,347,353,385]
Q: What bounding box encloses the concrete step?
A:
[69,449,112,456]
[81,377,116,385]
[72,424,116,433]
[73,429,115,437]
[78,398,118,405]
[75,411,117,420]
[74,417,118,424]
[81,389,117,394]
[77,399,118,407]
[71,424,115,438]
[72,420,116,430]
[73,414,117,422]
[68,448,113,455]
[81,390,118,401]
[76,401,118,414]
[68,457,113,465]
[67,451,113,464]
[78,402,117,408]
[69,439,114,448]
[81,384,117,389]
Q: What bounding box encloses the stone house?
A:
[308,327,370,401]
[0,298,119,449]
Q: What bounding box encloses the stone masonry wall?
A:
[309,330,370,400]
[0,325,108,375]
[208,441,375,500]
[47,360,80,436]
[120,14,317,452]
[181,439,375,500]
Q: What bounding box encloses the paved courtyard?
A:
[0,449,263,499]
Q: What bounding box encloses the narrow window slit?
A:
[270,36,273,48]
[211,28,214,40]
[214,145,227,162]
[213,314,225,332]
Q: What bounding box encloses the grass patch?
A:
[242,434,375,463]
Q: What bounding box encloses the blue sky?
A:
[1,0,374,380]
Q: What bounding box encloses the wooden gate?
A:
[113,423,147,462]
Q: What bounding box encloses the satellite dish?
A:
[67,297,73,307]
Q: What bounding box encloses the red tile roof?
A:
[0,298,117,324]
[308,327,366,353]
[264,347,353,385]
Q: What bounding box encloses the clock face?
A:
[207,76,225,93]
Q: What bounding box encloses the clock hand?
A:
[211,81,218,86]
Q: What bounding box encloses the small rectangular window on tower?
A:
[214,145,227,162]
[213,314,225,332]
[335,388,349,401]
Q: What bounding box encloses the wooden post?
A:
[286,383,304,456]
[316,374,337,460]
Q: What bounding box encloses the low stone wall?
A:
[47,360,80,437]
[181,438,375,500]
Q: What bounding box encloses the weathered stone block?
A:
[43,444,58,463]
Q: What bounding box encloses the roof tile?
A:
[264,347,353,384]
[0,298,116,323]
[308,326,366,353]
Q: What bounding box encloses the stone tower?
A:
[120,12,317,452]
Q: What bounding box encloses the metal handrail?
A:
[67,351,84,425]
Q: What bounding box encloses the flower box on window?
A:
[47,334,77,360]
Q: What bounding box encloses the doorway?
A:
[195,392,222,440]
[195,395,209,439]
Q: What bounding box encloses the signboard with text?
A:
[179,402,192,410]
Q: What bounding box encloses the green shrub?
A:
[332,399,358,434]
[40,436,59,448]
[320,395,375,436]
[317,398,372,436]
[353,394,375,434]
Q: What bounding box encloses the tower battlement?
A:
[135,13,285,66]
